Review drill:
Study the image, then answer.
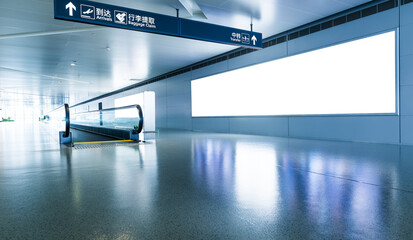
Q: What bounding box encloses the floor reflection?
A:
[192,138,235,194]
[191,134,413,238]
[114,143,158,215]
[234,142,278,217]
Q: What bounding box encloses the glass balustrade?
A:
[70,105,143,133]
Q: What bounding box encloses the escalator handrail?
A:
[71,104,144,134]
[64,103,70,138]
[135,105,143,134]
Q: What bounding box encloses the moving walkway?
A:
[43,103,144,146]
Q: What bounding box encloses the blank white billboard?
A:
[191,31,396,117]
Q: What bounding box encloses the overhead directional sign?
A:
[55,0,179,36]
[54,0,262,49]
[180,19,262,48]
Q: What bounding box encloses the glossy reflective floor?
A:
[1,121,413,239]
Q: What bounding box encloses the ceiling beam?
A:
[0,27,105,40]
[0,66,89,84]
[178,0,207,19]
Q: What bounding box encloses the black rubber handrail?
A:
[64,103,70,137]
[71,104,144,134]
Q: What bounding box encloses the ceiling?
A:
[0,0,373,111]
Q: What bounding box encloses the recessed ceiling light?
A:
[70,61,77,66]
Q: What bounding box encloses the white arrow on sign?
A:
[251,35,257,45]
[66,2,76,16]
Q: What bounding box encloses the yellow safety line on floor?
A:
[73,140,135,145]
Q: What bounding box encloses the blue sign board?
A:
[180,19,262,48]
[54,0,179,36]
[54,0,262,49]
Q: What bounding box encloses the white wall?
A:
[73,4,413,145]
